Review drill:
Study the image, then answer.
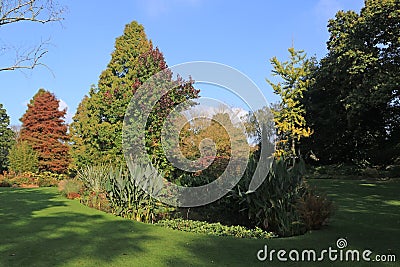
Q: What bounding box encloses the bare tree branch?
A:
[0,0,65,72]
[0,41,49,71]
[0,0,64,26]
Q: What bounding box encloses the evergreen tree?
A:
[0,103,15,171]
[20,89,70,173]
[69,95,99,170]
[70,21,199,172]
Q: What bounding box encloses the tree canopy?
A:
[0,103,15,171]
[8,141,39,173]
[267,47,314,160]
[302,0,400,165]
[20,89,70,173]
[70,21,199,174]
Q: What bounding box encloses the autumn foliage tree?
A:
[175,112,249,181]
[20,89,70,173]
[267,48,314,161]
[70,21,199,173]
[179,112,248,159]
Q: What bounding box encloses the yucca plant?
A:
[77,164,109,193]
[77,164,111,210]
[105,161,173,223]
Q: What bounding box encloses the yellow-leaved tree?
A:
[267,47,314,162]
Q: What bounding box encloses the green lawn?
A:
[0,179,399,266]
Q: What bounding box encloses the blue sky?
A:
[0,0,364,125]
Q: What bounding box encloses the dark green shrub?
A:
[310,164,361,178]
[175,156,230,187]
[233,156,307,237]
[156,218,275,239]
[386,165,400,178]
[361,167,379,178]
[174,156,249,227]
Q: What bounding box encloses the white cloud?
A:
[58,99,73,124]
[231,107,249,124]
[58,99,68,111]
[183,104,248,126]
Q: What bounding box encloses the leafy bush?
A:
[176,173,213,187]
[8,141,39,174]
[174,156,230,187]
[4,171,37,187]
[233,156,307,237]
[173,155,250,227]
[296,186,334,230]
[39,171,67,180]
[385,165,400,178]
[66,192,81,200]
[58,179,83,198]
[0,171,61,187]
[156,218,275,239]
[361,167,380,178]
[309,164,361,178]
[0,176,11,187]
[36,172,64,187]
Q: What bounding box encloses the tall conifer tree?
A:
[0,103,15,171]
[70,21,199,171]
[20,89,70,173]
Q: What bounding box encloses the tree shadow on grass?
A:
[164,179,400,266]
[305,179,399,263]
[0,180,398,266]
[0,188,157,266]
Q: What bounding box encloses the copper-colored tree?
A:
[20,89,70,173]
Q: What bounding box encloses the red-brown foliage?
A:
[20,89,70,173]
[67,192,81,199]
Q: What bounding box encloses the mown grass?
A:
[0,179,399,266]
